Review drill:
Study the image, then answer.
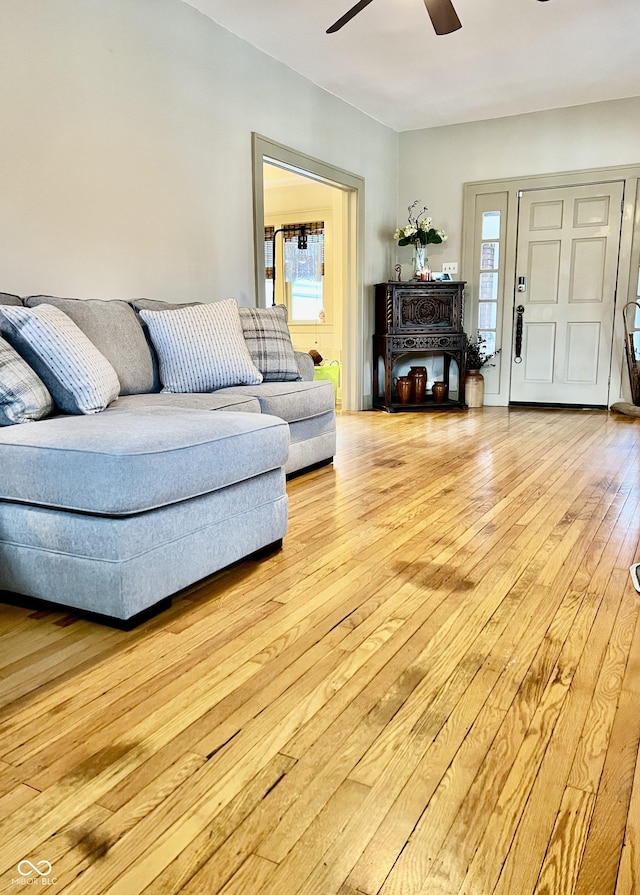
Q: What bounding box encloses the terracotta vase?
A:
[465,369,485,408]
[394,376,412,404]
[431,380,448,404]
[409,366,427,403]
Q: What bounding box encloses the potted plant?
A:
[464,332,499,408]
[394,200,447,279]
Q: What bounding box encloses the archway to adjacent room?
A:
[252,134,364,411]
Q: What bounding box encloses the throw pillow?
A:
[130,298,203,313]
[25,296,155,396]
[0,304,121,414]
[238,305,301,382]
[139,299,263,393]
[0,335,53,425]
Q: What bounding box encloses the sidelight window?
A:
[477,211,501,355]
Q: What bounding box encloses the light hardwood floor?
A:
[1,407,639,895]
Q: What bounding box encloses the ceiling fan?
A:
[327,0,462,36]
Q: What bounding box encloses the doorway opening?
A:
[252,134,365,411]
[262,163,347,407]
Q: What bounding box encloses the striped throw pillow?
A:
[0,305,121,414]
[239,305,301,382]
[0,335,53,425]
[139,299,263,393]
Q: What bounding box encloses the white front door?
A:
[510,182,624,406]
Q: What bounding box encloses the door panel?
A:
[531,200,563,230]
[529,241,561,303]
[574,196,609,227]
[510,182,623,405]
[565,322,600,383]
[524,323,556,382]
[570,239,606,303]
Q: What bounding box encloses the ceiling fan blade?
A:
[327,0,376,34]
[423,0,462,35]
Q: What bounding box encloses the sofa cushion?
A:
[216,380,334,423]
[0,408,289,515]
[0,293,22,306]
[0,335,53,425]
[295,351,315,382]
[139,300,262,393]
[107,392,261,414]
[0,304,120,415]
[25,296,155,395]
[238,306,301,382]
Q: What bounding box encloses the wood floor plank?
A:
[532,786,594,895]
[615,727,640,895]
[223,779,369,895]
[568,574,640,794]
[0,409,638,895]
[572,688,640,895]
[25,751,206,890]
[390,583,591,895]
[491,572,637,895]
[138,752,296,895]
[456,589,597,895]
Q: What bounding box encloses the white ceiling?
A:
[183,0,640,131]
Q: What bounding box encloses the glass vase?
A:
[413,243,426,279]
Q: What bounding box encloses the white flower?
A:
[394,202,446,246]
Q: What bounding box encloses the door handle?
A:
[514,305,525,364]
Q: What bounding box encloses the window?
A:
[264,222,325,322]
[477,211,501,356]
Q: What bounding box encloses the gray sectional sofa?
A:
[0,292,336,626]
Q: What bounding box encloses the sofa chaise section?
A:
[0,408,289,624]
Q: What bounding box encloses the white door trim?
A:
[252,134,366,411]
[462,164,640,407]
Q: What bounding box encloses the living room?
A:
[1,1,640,893]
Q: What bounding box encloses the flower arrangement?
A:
[464,332,500,370]
[394,200,447,248]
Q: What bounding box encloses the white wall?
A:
[0,0,398,305]
[398,97,640,271]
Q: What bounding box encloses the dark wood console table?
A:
[373,280,467,412]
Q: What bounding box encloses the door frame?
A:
[252,133,365,412]
[462,164,640,407]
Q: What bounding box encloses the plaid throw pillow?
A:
[239,305,301,382]
[0,335,53,425]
